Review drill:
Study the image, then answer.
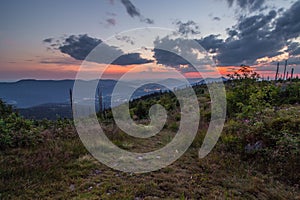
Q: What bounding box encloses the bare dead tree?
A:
[69,88,73,112]
[291,68,294,80]
[283,60,287,81]
[275,62,279,82]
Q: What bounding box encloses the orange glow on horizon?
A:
[216,66,236,75]
[184,72,201,78]
[104,64,135,74]
[2,58,295,80]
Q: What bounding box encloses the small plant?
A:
[168,122,179,132]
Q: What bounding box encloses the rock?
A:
[69,184,75,191]
[137,156,143,160]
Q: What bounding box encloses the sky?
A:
[0,0,299,81]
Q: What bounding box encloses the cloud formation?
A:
[120,0,139,17]
[45,34,152,66]
[58,34,102,61]
[213,17,221,21]
[115,35,135,45]
[40,57,82,66]
[106,18,116,26]
[287,42,299,56]
[196,1,300,66]
[120,0,154,24]
[196,34,223,54]
[226,0,266,11]
[273,0,300,40]
[173,20,200,37]
[216,10,281,65]
[43,1,300,69]
[43,38,54,43]
[153,36,214,73]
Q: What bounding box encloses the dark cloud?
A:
[58,34,102,61]
[286,56,300,65]
[287,42,300,56]
[227,29,238,37]
[174,20,200,36]
[113,53,152,65]
[277,7,284,13]
[196,34,224,54]
[153,37,215,73]
[43,38,54,43]
[153,48,213,73]
[153,49,190,67]
[153,37,190,68]
[195,10,280,65]
[120,0,154,24]
[142,18,154,24]
[213,17,221,21]
[115,35,135,45]
[213,10,281,65]
[50,43,59,48]
[195,1,300,66]
[292,47,300,56]
[237,10,276,36]
[45,34,152,66]
[120,0,140,17]
[106,18,116,26]
[103,12,117,27]
[227,0,234,7]
[226,0,266,11]
[216,35,283,66]
[273,0,300,40]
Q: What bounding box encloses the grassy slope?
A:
[1,126,298,199]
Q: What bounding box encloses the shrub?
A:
[222,106,300,184]
[0,100,42,149]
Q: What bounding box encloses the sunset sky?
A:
[0,0,299,81]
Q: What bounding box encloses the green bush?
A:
[222,107,300,184]
[0,99,42,149]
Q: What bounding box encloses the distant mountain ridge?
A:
[0,79,117,108]
[0,78,227,119]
